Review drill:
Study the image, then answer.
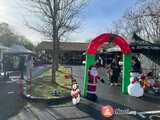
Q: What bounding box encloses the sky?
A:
[0,0,138,45]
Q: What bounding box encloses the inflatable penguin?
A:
[128,73,144,97]
[71,80,80,105]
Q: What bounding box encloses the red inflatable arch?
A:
[86,33,131,55]
[83,33,132,96]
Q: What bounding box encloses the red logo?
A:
[101,105,114,118]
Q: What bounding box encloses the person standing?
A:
[19,56,26,79]
[128,57,144,97]
[96,55,104,67]
[131,57,142,81]
[110,57,121,86]
[25,55,33,80]
[132,57,142,74]
[96,52,106,68]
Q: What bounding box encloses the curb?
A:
[23,93,72,104]
[80,97,102,110]
[143,93,160,102]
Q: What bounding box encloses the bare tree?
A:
[20,0,87,83]
[124,0,160,42]
[110,0,160,43]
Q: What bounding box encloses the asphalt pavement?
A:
[71,65,160,120]
[0,77,26,120]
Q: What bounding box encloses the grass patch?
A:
[27,66,72,98]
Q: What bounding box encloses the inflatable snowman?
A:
[71,80,80,105]
[128,73,144,97]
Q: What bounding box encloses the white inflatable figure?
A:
[90,66,98,77]
[71,80,80,105]
[128,73,144,97]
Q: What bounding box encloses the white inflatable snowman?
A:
[128,73,144,97]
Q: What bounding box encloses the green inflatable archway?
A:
[82,33,132,97]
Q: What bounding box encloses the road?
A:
[0,77,26,120]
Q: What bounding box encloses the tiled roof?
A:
[36,41,111,51]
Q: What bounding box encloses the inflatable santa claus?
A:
[128,72,144,97]
[87,65,101,101]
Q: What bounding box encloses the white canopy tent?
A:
[4,45,34,55]
[2,45,34,78]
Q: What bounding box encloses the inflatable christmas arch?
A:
[82,33,132,97]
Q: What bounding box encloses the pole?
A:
[82,54,95,97]
[29,68,32,96]
[19,78,23,96]
[122,54,132,94]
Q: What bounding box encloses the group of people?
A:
[96,55,121,86]
[70,55,159,104]
[82,56,121,102]
[88,55,158,99]
[32,53,52,66]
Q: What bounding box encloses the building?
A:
[36,41,111,65]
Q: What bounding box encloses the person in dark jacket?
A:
[110,57,121,86]
[132,57,142,74]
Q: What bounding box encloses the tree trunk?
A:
[51,40,56,83]
[51,0,58,83]
[55,35,59,71]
